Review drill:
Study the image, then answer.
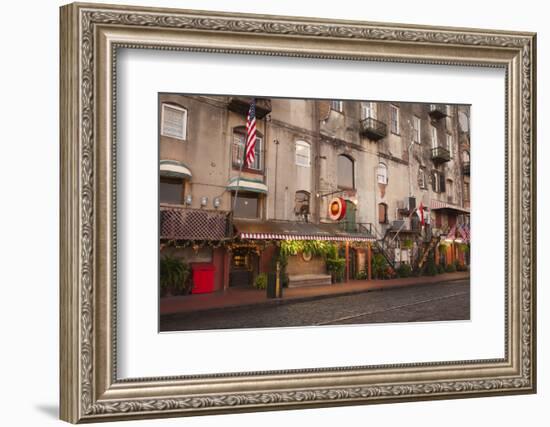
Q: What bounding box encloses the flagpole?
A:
[232,142,246,212]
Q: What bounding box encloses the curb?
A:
[160,274,470,319]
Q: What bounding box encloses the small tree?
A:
[423,252,437,276]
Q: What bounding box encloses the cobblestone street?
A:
[160,279,469,332]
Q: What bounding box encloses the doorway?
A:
[229,246,259,287]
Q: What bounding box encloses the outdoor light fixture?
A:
[213,197,221,208]
[185,194,192,205]
[200,196,208,207]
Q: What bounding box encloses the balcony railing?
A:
[359,117,387,140]
[431,146,451,163]
[462,161,470,175]
[227,97,272,119]
[338,221,374,236]
[429,104,447,120]
[160,204,232,241]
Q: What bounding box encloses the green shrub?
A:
[254,273,268,290]
[159,256,191,295]
[456,261,468,272]
[423,253,437,276]
[397,263,412,278]
[445,262,457,273]
[326,257,346,282]
[436,264,445,274]
[355,270,368,280]
[372,253,388,279]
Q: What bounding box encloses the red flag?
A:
[245,99,257,168]
[417,202,425,226]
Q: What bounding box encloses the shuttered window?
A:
[161,104,187,140]
[330,100,343,112]
[431,170,446,193]
[295,141,311,167]
[377,162,388,184]
[390,105,400,134]
[232,129,263,171]
[413,116,421,143]
[378,203,388,224]
[362,102,376,119]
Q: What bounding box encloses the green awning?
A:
[227,177,268,194]
[160,160,192,180]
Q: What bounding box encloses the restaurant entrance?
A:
[229,246,259,287]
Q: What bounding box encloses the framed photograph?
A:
[60,2,536,423]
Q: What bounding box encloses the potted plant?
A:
[159,255,191,297]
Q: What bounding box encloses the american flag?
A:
[244,99,257,168]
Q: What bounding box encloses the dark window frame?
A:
[231,191,262,219]
[231,127,264,174]
[337,154,355,190]
[159,176,184,205]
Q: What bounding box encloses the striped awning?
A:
[160,160,192,179]
[430,199,470,214]
[238,232,374,242]
[227,177,268,194]
[234,220,375,242]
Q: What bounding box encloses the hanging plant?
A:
[402,239,413,249]
[280,240,337,258]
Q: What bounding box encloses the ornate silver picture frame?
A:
[60,2,536,423]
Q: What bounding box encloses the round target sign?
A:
[328,197,346,221]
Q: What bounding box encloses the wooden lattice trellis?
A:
[160,206,230,240]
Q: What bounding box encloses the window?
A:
[232,192,260,219]
[161,103,187,140]
[295,191,311,216]
[418,167,427,189]
[431,170,445,193]
[431,124,438,149]
[295,140,311,167]
[378,203,388,224]
[337,154,354,189]
[377,162,388,184]
[390,105,400,134]
[447,134,454,158]
[446,179,454,202]
[160,177,183,204]
[361,102,376,119]
[464,181,470,202]
[413,116,421,144]
[232,128,263,171]
[330,100,343,112]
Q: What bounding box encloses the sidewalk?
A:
[160,272,470,316]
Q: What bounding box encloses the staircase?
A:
[372,227,397,272]
[416,236,439,270]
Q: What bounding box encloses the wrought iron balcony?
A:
[160,205,232,241]
[428,104,447,120]
[431,146,451,163]
[337,221,374,236]
[359,117,387,140]
[462,161,470,175]
[227,97,272,119]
